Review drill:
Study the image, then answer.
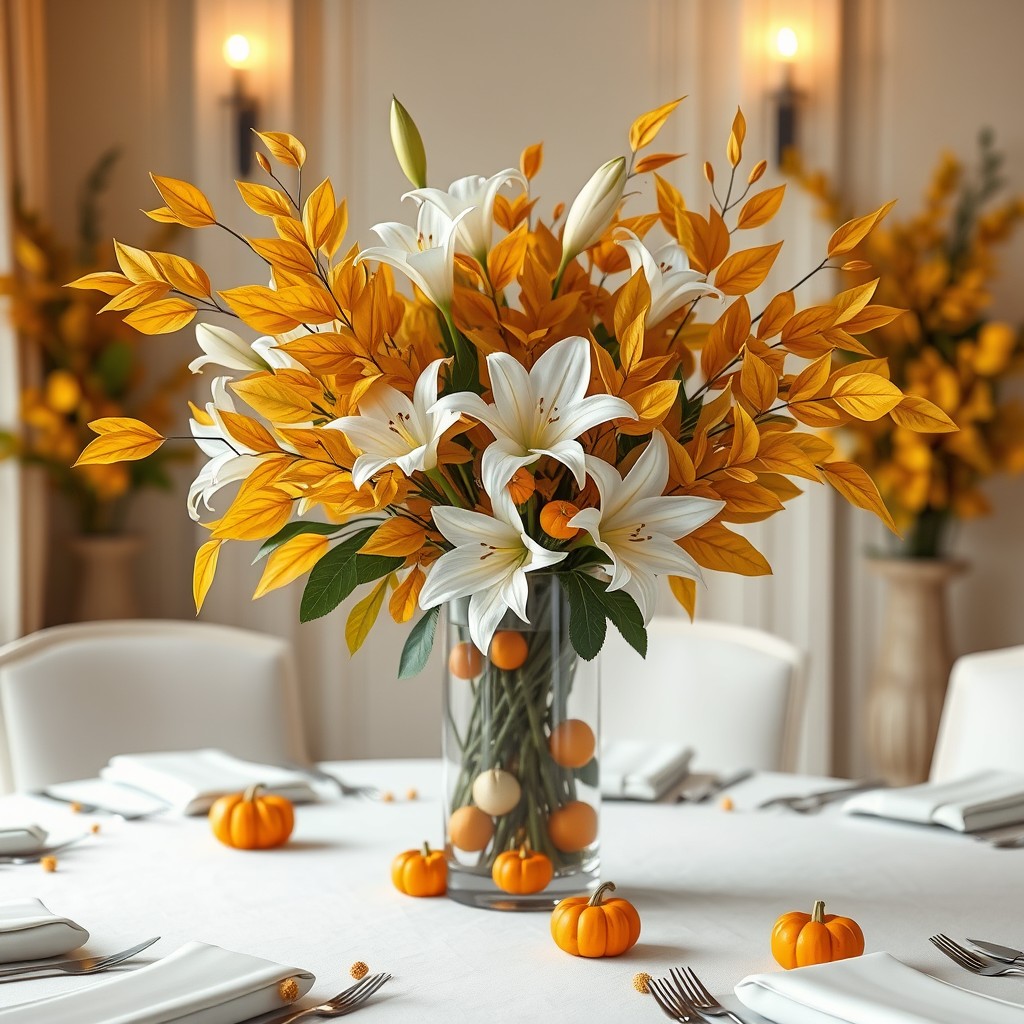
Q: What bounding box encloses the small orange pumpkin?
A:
[491,844,554,894]
[391,841,447,897]
[771,900,865,969]
[209,783,294,850]
[551,881,641,957]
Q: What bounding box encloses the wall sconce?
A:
[223,34,259,176]
[771,26,803,167]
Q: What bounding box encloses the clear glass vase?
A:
[443,574,600,910]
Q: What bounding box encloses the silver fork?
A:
[0,936,159,982]
[0,833,95,865]
[669,967,747,1024]
[647,977,704,1022]
[930,934,1024,976]
[284,763,380,800]
[757,780,886,813]
[267,973,392,1022]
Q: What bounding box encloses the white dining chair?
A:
[0,620,309,793]
[930,645,1024,782]
[599,617,806,771]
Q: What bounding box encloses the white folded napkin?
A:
[0,898,89,963]
[98,750,318,815]
[0,941,315,1024]
[599,740,693,801]
[842,770,1024,832]
[0,827,48,856]
[735,951,1024,1023]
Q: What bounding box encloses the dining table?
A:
[0,759,1021,1023]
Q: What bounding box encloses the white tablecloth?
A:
[0,760,1021,1023]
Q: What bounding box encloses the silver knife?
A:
[677,769,754,803]
[966,938,1024,963]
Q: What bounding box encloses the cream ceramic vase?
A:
[866,557,966,786]
[69,534,143,621]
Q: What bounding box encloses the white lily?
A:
[433,336,635,492]
[188,324,271,375]
[405,168,527,263]
[187,376,263,520]
[567,432,725,622]
[559,156,627,271]
[328,358,459,489]
[419,487,566,654]
[357,202,468,313]
[616,230,723,326]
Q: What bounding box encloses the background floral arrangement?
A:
[788,132,1024,558]
[0,151,188,535]
[71,98,950,670]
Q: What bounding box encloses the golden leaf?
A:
[781,305,838,348]
[231,375,315,424]
[714,242,782,296]
[820,461,897,532]
[841,260,872,272]
[487,223,529,292]
[726,108,746,167]
[842,304,904,333]
[236,180,294,218]
[668,575,696,620]
[218,410,281,453]
[219,285,302,335]
[75,419,165,465]
[756,291,796,339]
[736,185,786,230]
[65,271,132,295]
[634,152,683,174]
[346,575,391,654]
[390,566,426,623]
[248,237,316,275]
[520,142,543,180]
[192,539,222,613]
[619,380,679,434]
[629,96,685,152]
[303,177,336,251]
[211,457,294,541]
[831,279,878,324]
[752,433,820,481]
[254,533,329,599]
[323,199,349,258]
[113,240,162,284]
[739,351,778,413]
[711,478,783,523]
[787,352,833,403]
[728,403,760,464]
[661,428,696,486]
[679,207,730,275]
[275,283,340,325]
[654,173,686,235]
[274,216,307,246]
[680,522,771,576]
[890,395,958,433]
[360,517,426,557]
[831,373,903,420]
[614,269,653,341]
[99,281,170,312]
[151,252,212,299]
[748,159,768,184]
[255,131,307,168]
[123,298,197,334]
[143,205,180,224]
[701,296,750,383]
[826,200,896,258]
[150,173,217,228]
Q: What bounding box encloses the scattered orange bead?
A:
[69,802,83,814]
[350,961,369,980]
[720,796,735,811]
[40,856,57,872]
[448,641,483,679]
[406,788,418,801]
[381,791,395,803]
[633,972,653,994]
[540,501,580,540]
[278,978,299,1002]
[90,823,101,834]
[490,630,529,671]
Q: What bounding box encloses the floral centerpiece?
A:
[0,151,187,536]
[71,98,945,904]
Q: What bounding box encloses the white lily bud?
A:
[189,324,268,374]
[390,96,428,189]
[560,156,627,268]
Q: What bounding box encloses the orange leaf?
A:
[634,152,683,173]
[218,410,281,453]
[714,242,782,296]
[303,177,336,251]
[323,199,349,258]
[680,522,771,576]
[520,142,543,180]
[830,372,903,420]
[827,200,896,258]
[149,174,216,228]
[113,240,163,284]
[360,517,427,557]
[614,269,653,342]
[701,297,751,383]
[726,108,746,167]
[728,403,760,464]
[390,567,426,623]
[219,285,302,335]
[254,533,329,599]
[736,185,786,230]
[75,419,165,465]
[487,223,529,292]
[123,298,197,334]
[236,180,294,218]
[739,351,778,412]
[668,576,696,620]
[192,539,222,613]
[787,352,833,403]
[831,279,878,324]
[619,380,679,434]
[842,304,905,333]
[151,252,212,299]
[66,271,132,295]
[654,173,686,236]
[820,461,897,532]
[255,131,307,168]
[247,237,316,275]
[143,206,180,224]
[781,306,838,348]
[231,375,315,424]
[679,208,729,275]
[99,281,171,312]
[629,96,685,152]
[211,457,294,541]
[756,291,795,339]
[889,394,958,433]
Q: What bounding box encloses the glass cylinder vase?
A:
[442,575,600,910]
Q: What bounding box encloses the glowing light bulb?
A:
[775,27,799,60]
[223,34,251,68]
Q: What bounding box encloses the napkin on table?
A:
[842,770,1024,833]
[0,941,315,1024]
[0,827,48,856]
[97,749,318,815]
[735,951,1024,1023]
[599,740,693,801]
[0,898,89,963]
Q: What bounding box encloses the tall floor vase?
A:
[866,557,965,786]
[69,535,143,622]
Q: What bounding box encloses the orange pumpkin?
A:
[209,783,294,850]
[539,501,580,540]
[491,844,554,894]
[771,900,865,969]
[391,841,447,897]
[551,881,641,957]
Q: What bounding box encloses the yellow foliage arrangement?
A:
[1,151,188,534]
[788,132,1024,557]
[71,100,951,671]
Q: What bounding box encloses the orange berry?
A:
[350,961,369,980]
[490,631,529,671]
[90,823,101,834]
[41,856,57,872]
[406,788,418,801]
[540,501,580,540]
[448,641,483,679]
[719,796,734,811]
[381,791,395,803]
[549,719,596,769]
[447,805,494,852]
[69,802,83,814]
[547,800,598,853]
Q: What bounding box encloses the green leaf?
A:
[575,757,599,788]
[559,572,607,661]
[562,546,612,573]
[444,322,481,395]
[356,551,405,584]
[398,606,441,679]
[594,586,647,658]
[254,521,348,563]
